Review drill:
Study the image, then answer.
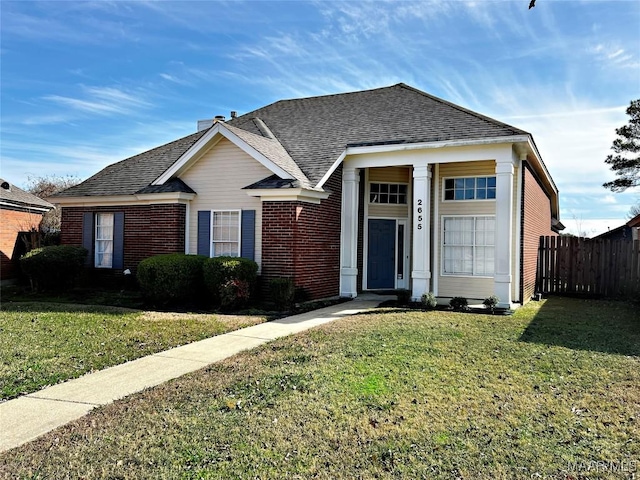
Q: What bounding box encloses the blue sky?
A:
[1,0,639,236]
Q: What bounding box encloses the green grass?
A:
[1,297,638,479]
[0,302,267,401]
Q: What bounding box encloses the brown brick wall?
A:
[0,208,43,280]
[261,168,342,300]
[61,204,186,272]
[521,162,557,302]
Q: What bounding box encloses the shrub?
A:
[396,289,411,306]
[20,245,87,291]
[219,279,251,311]
[137,254,207,307]
[449,296,469,311]
[269,277,295,311]
[202,256,258,305]
[483,295,500,313]
[421,292,438,310]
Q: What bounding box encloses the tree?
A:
[603,99,640,192]
[25,174,82,233]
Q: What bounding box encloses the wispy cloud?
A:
[42,86,152,116]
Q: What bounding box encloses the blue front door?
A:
[367,219,396,289]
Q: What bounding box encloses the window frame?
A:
[94,212,114,269]
[442,176,496,202]
[210,209,242,258]
[441,215,495,277]
[369,182,409,205]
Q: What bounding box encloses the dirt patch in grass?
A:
[1,298,638,479]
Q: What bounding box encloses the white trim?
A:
[210,209,241,258]
[317,135,531,189]
[245,188,330,204]
[52,192,195,207]
[0,201,52,213]
[514,161,523,303]
[440,214,496,278]
[153,123,294,186]
[441,175,497,202]
[94,212,114,269]
[432,164,440,296]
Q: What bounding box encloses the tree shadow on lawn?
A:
[518,296,640,357]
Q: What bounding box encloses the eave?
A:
[50,192,196,207]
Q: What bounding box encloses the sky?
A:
[1,0,639,237]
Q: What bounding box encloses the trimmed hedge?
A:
[202,256,258,308]
[269,277,295,311]
[20,245,88,291]
[137,254,208,307]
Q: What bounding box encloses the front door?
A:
[367,219,396,289]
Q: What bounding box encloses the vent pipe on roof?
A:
[214,115,226,122]
[230,111,237,119]
[1,181,10,191]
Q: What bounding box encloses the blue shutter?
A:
[82,212,93,266]
[113,212,124,269]
[197,211,211,256]
[241,210,255,260]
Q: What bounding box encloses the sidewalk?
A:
[0,295,392,453]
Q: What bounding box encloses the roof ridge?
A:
[396,83,529,135]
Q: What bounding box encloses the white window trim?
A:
[210,209,241,258]
[368,181,409,205]
[441,175,497,202]
[95,212,114,269]
[441,214,495,278]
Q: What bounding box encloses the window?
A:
[444,176,496,201]
[442,216,494,276]
[212,210,240,257]
[370,183,408,204]
[95,213,114,268]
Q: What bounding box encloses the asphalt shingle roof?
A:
[0,178,54,210]
[54,83,529,197]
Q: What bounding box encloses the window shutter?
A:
[82,212,93,266]
[197,211,211,256]
[113,212,125,269]
[241,209,255,260]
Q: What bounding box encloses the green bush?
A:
[137,254,207,307]
[202,256,258,305]
[483,295,500,312]
[421,292,438,310]
[449,296,469,311]
[269,277,295,311]
[20,245,88,291]
[396,288,411,306]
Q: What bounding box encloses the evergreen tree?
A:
[603,99,640,192]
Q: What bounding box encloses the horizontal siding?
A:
[438,276,494,300]
[180,138,272,267]
[369,166,411,183]
[369,204,409,218]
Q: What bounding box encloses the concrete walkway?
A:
[0,295,392,453]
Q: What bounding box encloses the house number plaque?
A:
[416,199,423,230]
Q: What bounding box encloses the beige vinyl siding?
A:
[437,161,496,299]
[368,166,410,218]
[180,138,272,267]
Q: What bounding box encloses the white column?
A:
[411,164,432,301]
[340,167,360,297]
[494,157,515,307]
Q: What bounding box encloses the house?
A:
[0,179,54,282]
[592,213,640,242]
[52,84,563,307]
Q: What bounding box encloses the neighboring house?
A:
[0,179,54,281]
[593,213,640,242]
[52,84,563,307]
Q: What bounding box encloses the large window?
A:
[442,216,494,276]
[95,213,114,268]
[212,210,240,257]
[370,183,408,204]
[444,176,496,201]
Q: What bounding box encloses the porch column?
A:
[411,164,432,301]
[494,157,515,307]
[340,166,360,297]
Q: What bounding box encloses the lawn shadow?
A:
[518,296,640,357]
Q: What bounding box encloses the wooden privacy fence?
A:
[536,236,640,297]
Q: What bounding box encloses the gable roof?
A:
[53,83,533,198]
[0,178,54,211]
[228,83,528,186]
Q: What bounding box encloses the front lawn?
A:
[0,302,267,401]
[2,298,638,479]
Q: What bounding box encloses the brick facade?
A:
[261,168,342,300]
[521,162,557,302]
[61,204,186,272]
[0,208,43,280]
